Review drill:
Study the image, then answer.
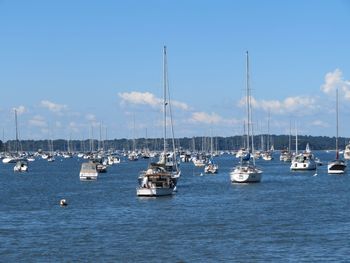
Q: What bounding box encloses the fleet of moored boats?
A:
[1,50,349,196]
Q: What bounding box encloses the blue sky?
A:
[0,0,350,140]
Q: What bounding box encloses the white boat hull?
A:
[230,168,262,183]
[3,157,16,164]
[327,161,347,174]
[80,172,98,181]
[14,166,28,172]
[204,164,218,174]
[290,161,316,171]
[136,187,174,197]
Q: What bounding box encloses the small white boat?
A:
[230,163,262,183]
[27,156,36,162]
[290,153,317,171]
[193,157,206,167]
[344,143,350,160]
[290,143,316,171]
[14,160,28,172]
[204,159,218,174]
[2,155,18,163]
[137,165,176,196]
[328,160,346,174]
[79,162,98,181]
[128,151,138,161]
[262,151,273,161]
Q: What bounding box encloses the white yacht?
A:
[280,149,292,162]
[230,51,262,183]
[262,151,273,161]
[137,165,176,196]
[290,152,317,171]
[230,160,262,183]
[79,162,98,180]
[290,144,316,171]
[137,46,180,196]
[193,156,206,167]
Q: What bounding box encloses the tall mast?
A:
[289,120,291,151]
[163,45,167,156]
[14,109,19,153]
[295,123,298,154]
[246,51,250,152]
[336,87,339,160]
[133,114,136,152]
[267,110,270,151]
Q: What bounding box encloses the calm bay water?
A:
[0,151,349,262]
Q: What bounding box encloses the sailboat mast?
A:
[163,46,167,156]
[267,110,270,151]
[289,120,291,151]
[336,87,339,159]
[246,51,250,152]
[14,109,19,153]
[295,123,298,154]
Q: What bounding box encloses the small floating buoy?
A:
[60,199,68,206]
[313,173,317,177]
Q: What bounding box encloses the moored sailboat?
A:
[328,88,346,174]
[137,46,180,196]
[230,51,262,183]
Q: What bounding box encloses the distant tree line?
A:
[1,135,349,152]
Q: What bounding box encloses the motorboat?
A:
[204,159,218,174]
[137,164,176,196]
[290,152,316,170]
[14,160,28,172]
[79,162,98,181]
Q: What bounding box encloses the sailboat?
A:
[230,51,262,183]
[137,46,181,196]
[128,115,139,161]
[204,130,218,174]
[290,142,317,171]
[12,109,28,172]
[328,88,347,174]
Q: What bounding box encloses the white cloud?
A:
[28,115,47,127]
[320,69,350,100]
[55,121,62,128]
[239,96,317,114]
[86,113,96,122]
[190,112,223,124]
[189,111,238,126]
[85,113,99,127]
[311,120,329,128]
[68,122,80,133]
[40,100,68,113]
[118,91,189,110]
[13,105,26,115]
